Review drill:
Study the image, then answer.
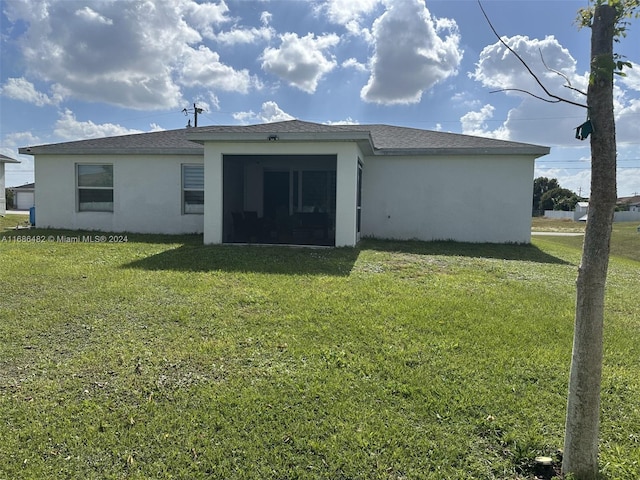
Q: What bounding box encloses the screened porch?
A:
[222,154,337,246]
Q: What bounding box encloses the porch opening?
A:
[223,155,337,246]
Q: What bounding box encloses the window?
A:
[183,164,204,214]
[77,164,113,212]
[301,170,336,213]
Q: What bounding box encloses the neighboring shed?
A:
[0,154,21,215]
[575,201,589,221]
[19,120,549,245]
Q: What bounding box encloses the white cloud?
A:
[618,168,640,197]
[321,0,380,25]
[260,11,272,26]
[0,77,65,106]
[619,62,640,91]
[53,109,144,141]
[324,117,359,125]
[615,97,640,145]
[233,101,295,124]
[470,35,583,98]
[468,34,640,148]
[260,32,340,93]
[460,104,507,139]
[179,46,254,92]
[214,26,273,45]
[342,58,367,73]
[2,0,247,110]
[181,0,231,38]
[318,0,380,37]
[3,131,41,149]
[74,6,113,25]
[467,34,593,146]
[361,0,463,105]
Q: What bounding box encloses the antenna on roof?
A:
[182,103,205,128]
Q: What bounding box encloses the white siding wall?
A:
[361,154,535,243]
[34,154,204,234]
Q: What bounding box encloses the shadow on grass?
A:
[124,244,360,276]
[360,238,572,265]
[124,238,570,276]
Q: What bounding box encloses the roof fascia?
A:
[18,147,203,156]
[187,131,375,155]
[373,146,550,157]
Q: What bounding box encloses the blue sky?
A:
[1,0,639,197]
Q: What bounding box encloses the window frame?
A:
[182,163,204,214]
[76,163,114,212]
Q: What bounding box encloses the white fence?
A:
[614,211,640,222]
[543,210,640,222]
[543,210,577,220]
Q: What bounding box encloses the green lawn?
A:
[1,218,638,479]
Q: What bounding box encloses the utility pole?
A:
[182,103,204,128]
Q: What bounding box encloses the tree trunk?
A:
[562,5,617,479]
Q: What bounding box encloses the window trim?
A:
[76,163,114,212]
[182,163,204,215]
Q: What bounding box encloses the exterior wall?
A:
[361,154,535,243]
[202,141,361,246]
[203,148,223,244]
[0,163,5,214]
[34,154,204,234]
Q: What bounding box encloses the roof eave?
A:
[187,131,375,153]
[374,146,550,157]
[18,147,203,156]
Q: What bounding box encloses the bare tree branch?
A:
[539,49,588,96]
[478,0,588,109]
[489,88,563,103]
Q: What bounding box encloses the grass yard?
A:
[1,217,639,479]
[531,217,586,233]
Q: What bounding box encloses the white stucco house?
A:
[19,120,549,246]
[0,154,20,215]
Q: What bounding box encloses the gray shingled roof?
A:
[19,119,549,157]
[19,129,203,155]
[0,154,20,163]
[11,182,34,190]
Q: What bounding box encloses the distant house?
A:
[0,154,20,215]
[630,202,640,213]
[575,201,589,221]
[19,120,549,246]
[12,182,35,211]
